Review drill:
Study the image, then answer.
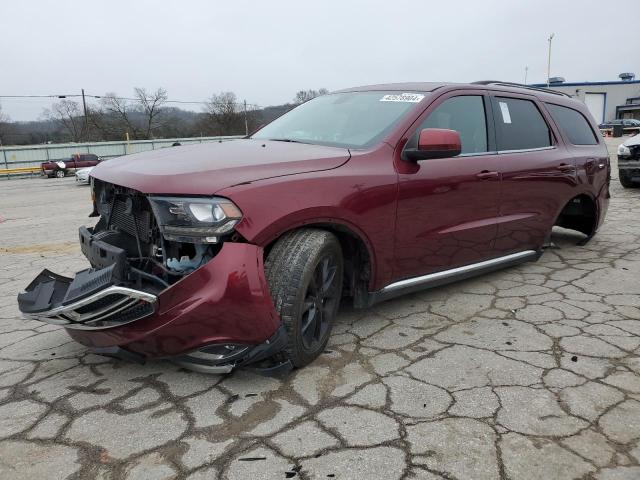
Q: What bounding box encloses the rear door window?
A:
[545,103,598,145]
[411,95,488,154]
[491,97,552,151]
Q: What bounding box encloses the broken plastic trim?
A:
[171,325,290,374]
[22,285,157,330]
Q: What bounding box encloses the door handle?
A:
[476,170,499,180]
[556,163,575,172]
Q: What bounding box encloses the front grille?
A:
[24,285,157,330]
[109,197,152,242]
[103,301,154,326]
[75,293,126,314]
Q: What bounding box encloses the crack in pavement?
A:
[0,147,639,480]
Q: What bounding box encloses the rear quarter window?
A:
[546,103,598,145]
[492,97,552,151]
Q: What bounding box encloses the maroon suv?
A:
[18,82,610,373]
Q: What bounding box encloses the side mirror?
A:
[404,128,462,161]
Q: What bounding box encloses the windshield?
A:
[252,91,425,149]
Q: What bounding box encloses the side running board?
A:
[369,250,540,305]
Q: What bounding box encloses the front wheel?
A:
[265,229,343,368]
[54,169,66,178]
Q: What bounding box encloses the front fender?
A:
[217,160,398,290]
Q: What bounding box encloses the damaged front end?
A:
[17,179,284,372]
[19,179,229,329]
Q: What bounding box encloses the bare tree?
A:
[99,92,141,139]
[44,100,86,142]
[134,87,168,139]
[293,88,328,104]
[204,92,242,135]
[0,103,7,124]
[92,88,168,140]
[0,103,9,145]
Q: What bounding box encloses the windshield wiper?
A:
[267,138,306,144]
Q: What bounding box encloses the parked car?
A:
[41,153,101,178]
[617,133,640,187]
[599,118,640,130]
[18,82,610,373]
[75,166,94,184]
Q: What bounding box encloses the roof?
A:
[334,82,450,93]
[334,81,574,102]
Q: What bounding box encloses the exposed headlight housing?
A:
[149,196,242,244]
[618,144,631,156]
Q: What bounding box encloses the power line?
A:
[0,94,82,99]
[0,93,263,109]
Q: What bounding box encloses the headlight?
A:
[148,196,242,244]
[618,144,631,156]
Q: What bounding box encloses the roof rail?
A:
[472,80,571,97]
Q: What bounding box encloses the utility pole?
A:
[81,88,89,141]
[546,33,555,88]
[243,100,248,136]
[524,66,529,85]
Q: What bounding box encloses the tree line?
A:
[0,88,328,146]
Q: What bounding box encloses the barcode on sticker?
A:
[380,93,425,103]
[499,101,512,124]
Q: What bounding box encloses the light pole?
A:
[524,66,529,85]
[81,88,88,141]
[547,33,555,87]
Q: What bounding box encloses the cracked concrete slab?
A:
[0,140,639,479]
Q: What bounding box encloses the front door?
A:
[393,92,501,281]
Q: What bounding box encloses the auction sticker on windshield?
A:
[380,93,425,103]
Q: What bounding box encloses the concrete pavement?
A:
[0,140,639,479]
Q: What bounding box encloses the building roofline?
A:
[617,104,640,111]
[531,80,640,88]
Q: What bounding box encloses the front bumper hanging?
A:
[18,226,157,330]
[17,227,282,360]
[17,267,157,330]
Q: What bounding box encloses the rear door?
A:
[84,154,99,167]
[76,154,92,168]
[489,93,577,254]
[393,91,501,280]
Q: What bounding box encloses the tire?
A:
[619,171,636,188]
[264,229,343,368]
[54,169,66,178]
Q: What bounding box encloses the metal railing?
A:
[0,136,243,175]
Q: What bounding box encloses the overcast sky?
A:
[2,0,637,121]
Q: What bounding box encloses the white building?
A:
[532,73,640,124]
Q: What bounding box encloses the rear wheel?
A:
[265,229,343,368]
[54,169,66,178]
[619,171,636,188]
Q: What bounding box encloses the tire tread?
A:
[264,228,342,366]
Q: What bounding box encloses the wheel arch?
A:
[262,219,376,308]
[553,192,599,239]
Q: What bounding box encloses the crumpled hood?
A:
[91,139,350,195]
